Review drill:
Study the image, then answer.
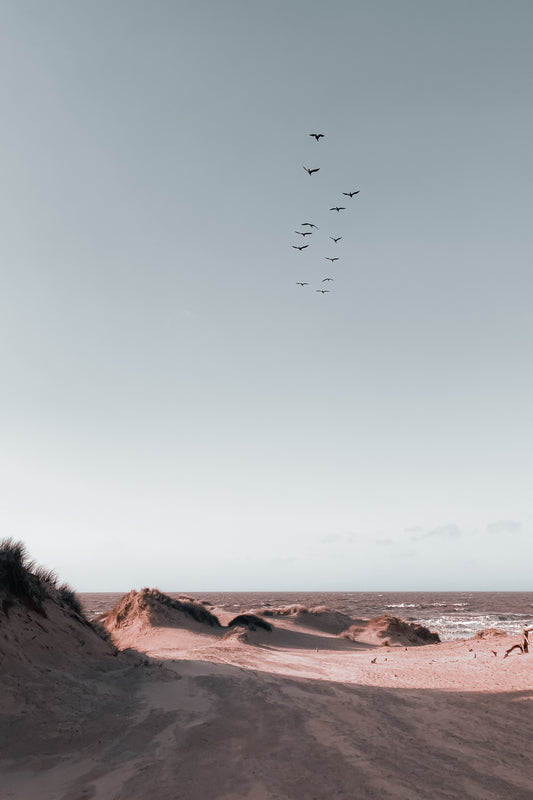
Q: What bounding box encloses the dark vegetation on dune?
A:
[0,537,116,654]
[0,538,84,619]
[227,613,273,632]
[103,588,221,630]
[342,615,440,645]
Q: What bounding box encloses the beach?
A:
[2,583,533,800]
[3,2,533,797]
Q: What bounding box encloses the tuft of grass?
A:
[0,538,86,623]
[34,565,59,587]
[341,624,365,642]
[0,538,114,650]
[342,615,440,645]
[0,538,47,614]
[58,583,84,616]
[227,613,272,632]
[147,590,222,627]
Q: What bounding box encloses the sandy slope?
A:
[1,601,532,800]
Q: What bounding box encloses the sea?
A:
[80,590,533,642]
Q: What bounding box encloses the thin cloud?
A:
[404,526,424,535]
[320,533,357,545]
[411,524,462,542]
[321,534,342,544]
[392,550,416,560]
[486,520,522,536]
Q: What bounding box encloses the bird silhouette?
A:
[309,133,324,141]
[322,277,334,282]
[316,289,330,293]
[329,207,346,212]
[325,257,339,263]
[294,230,312,236]
[330,236,342,243]
[296,282,309,286]
[303,166,320,175]
[292,245,309,251]
[342,191,360,197]
[301,223,318,229]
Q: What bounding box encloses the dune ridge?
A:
[252,603,359,634]
[101,587,221,631]
[0,538,115,671]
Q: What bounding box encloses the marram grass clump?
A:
[227,613,273,632]
[0,537,83,618]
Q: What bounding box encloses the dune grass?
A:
[0,537,83,618]
[342,615,440,645]
[227,613,273,632]
[150,590,221,626]
[104,588,222,630]
[0,538,48,615]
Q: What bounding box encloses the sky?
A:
[1,1,532,591]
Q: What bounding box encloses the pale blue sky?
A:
[1,1,532,590]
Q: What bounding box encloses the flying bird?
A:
[309,133,324,141]
[342,191,360,197]
[316,289,330,293]
[330,236,342,243]
[294,230,312,236]
[292,245,309,251]
[330,207,346,212]
[322,277,334,282]
[325,257,339,263]
[296,282,309,286]
[303,166,320,175]
[301,223,318,229]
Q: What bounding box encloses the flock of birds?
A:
[292,133,359,295]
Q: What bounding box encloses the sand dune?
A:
[252,603,357,634]
[342,614,441,646]
[2,544,533,799]
[100,587,222,651]
[0,539,115,672]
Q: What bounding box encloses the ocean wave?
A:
[426,614,527,641]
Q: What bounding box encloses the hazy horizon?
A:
[80,586,533,596]
[2,1,533,591]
